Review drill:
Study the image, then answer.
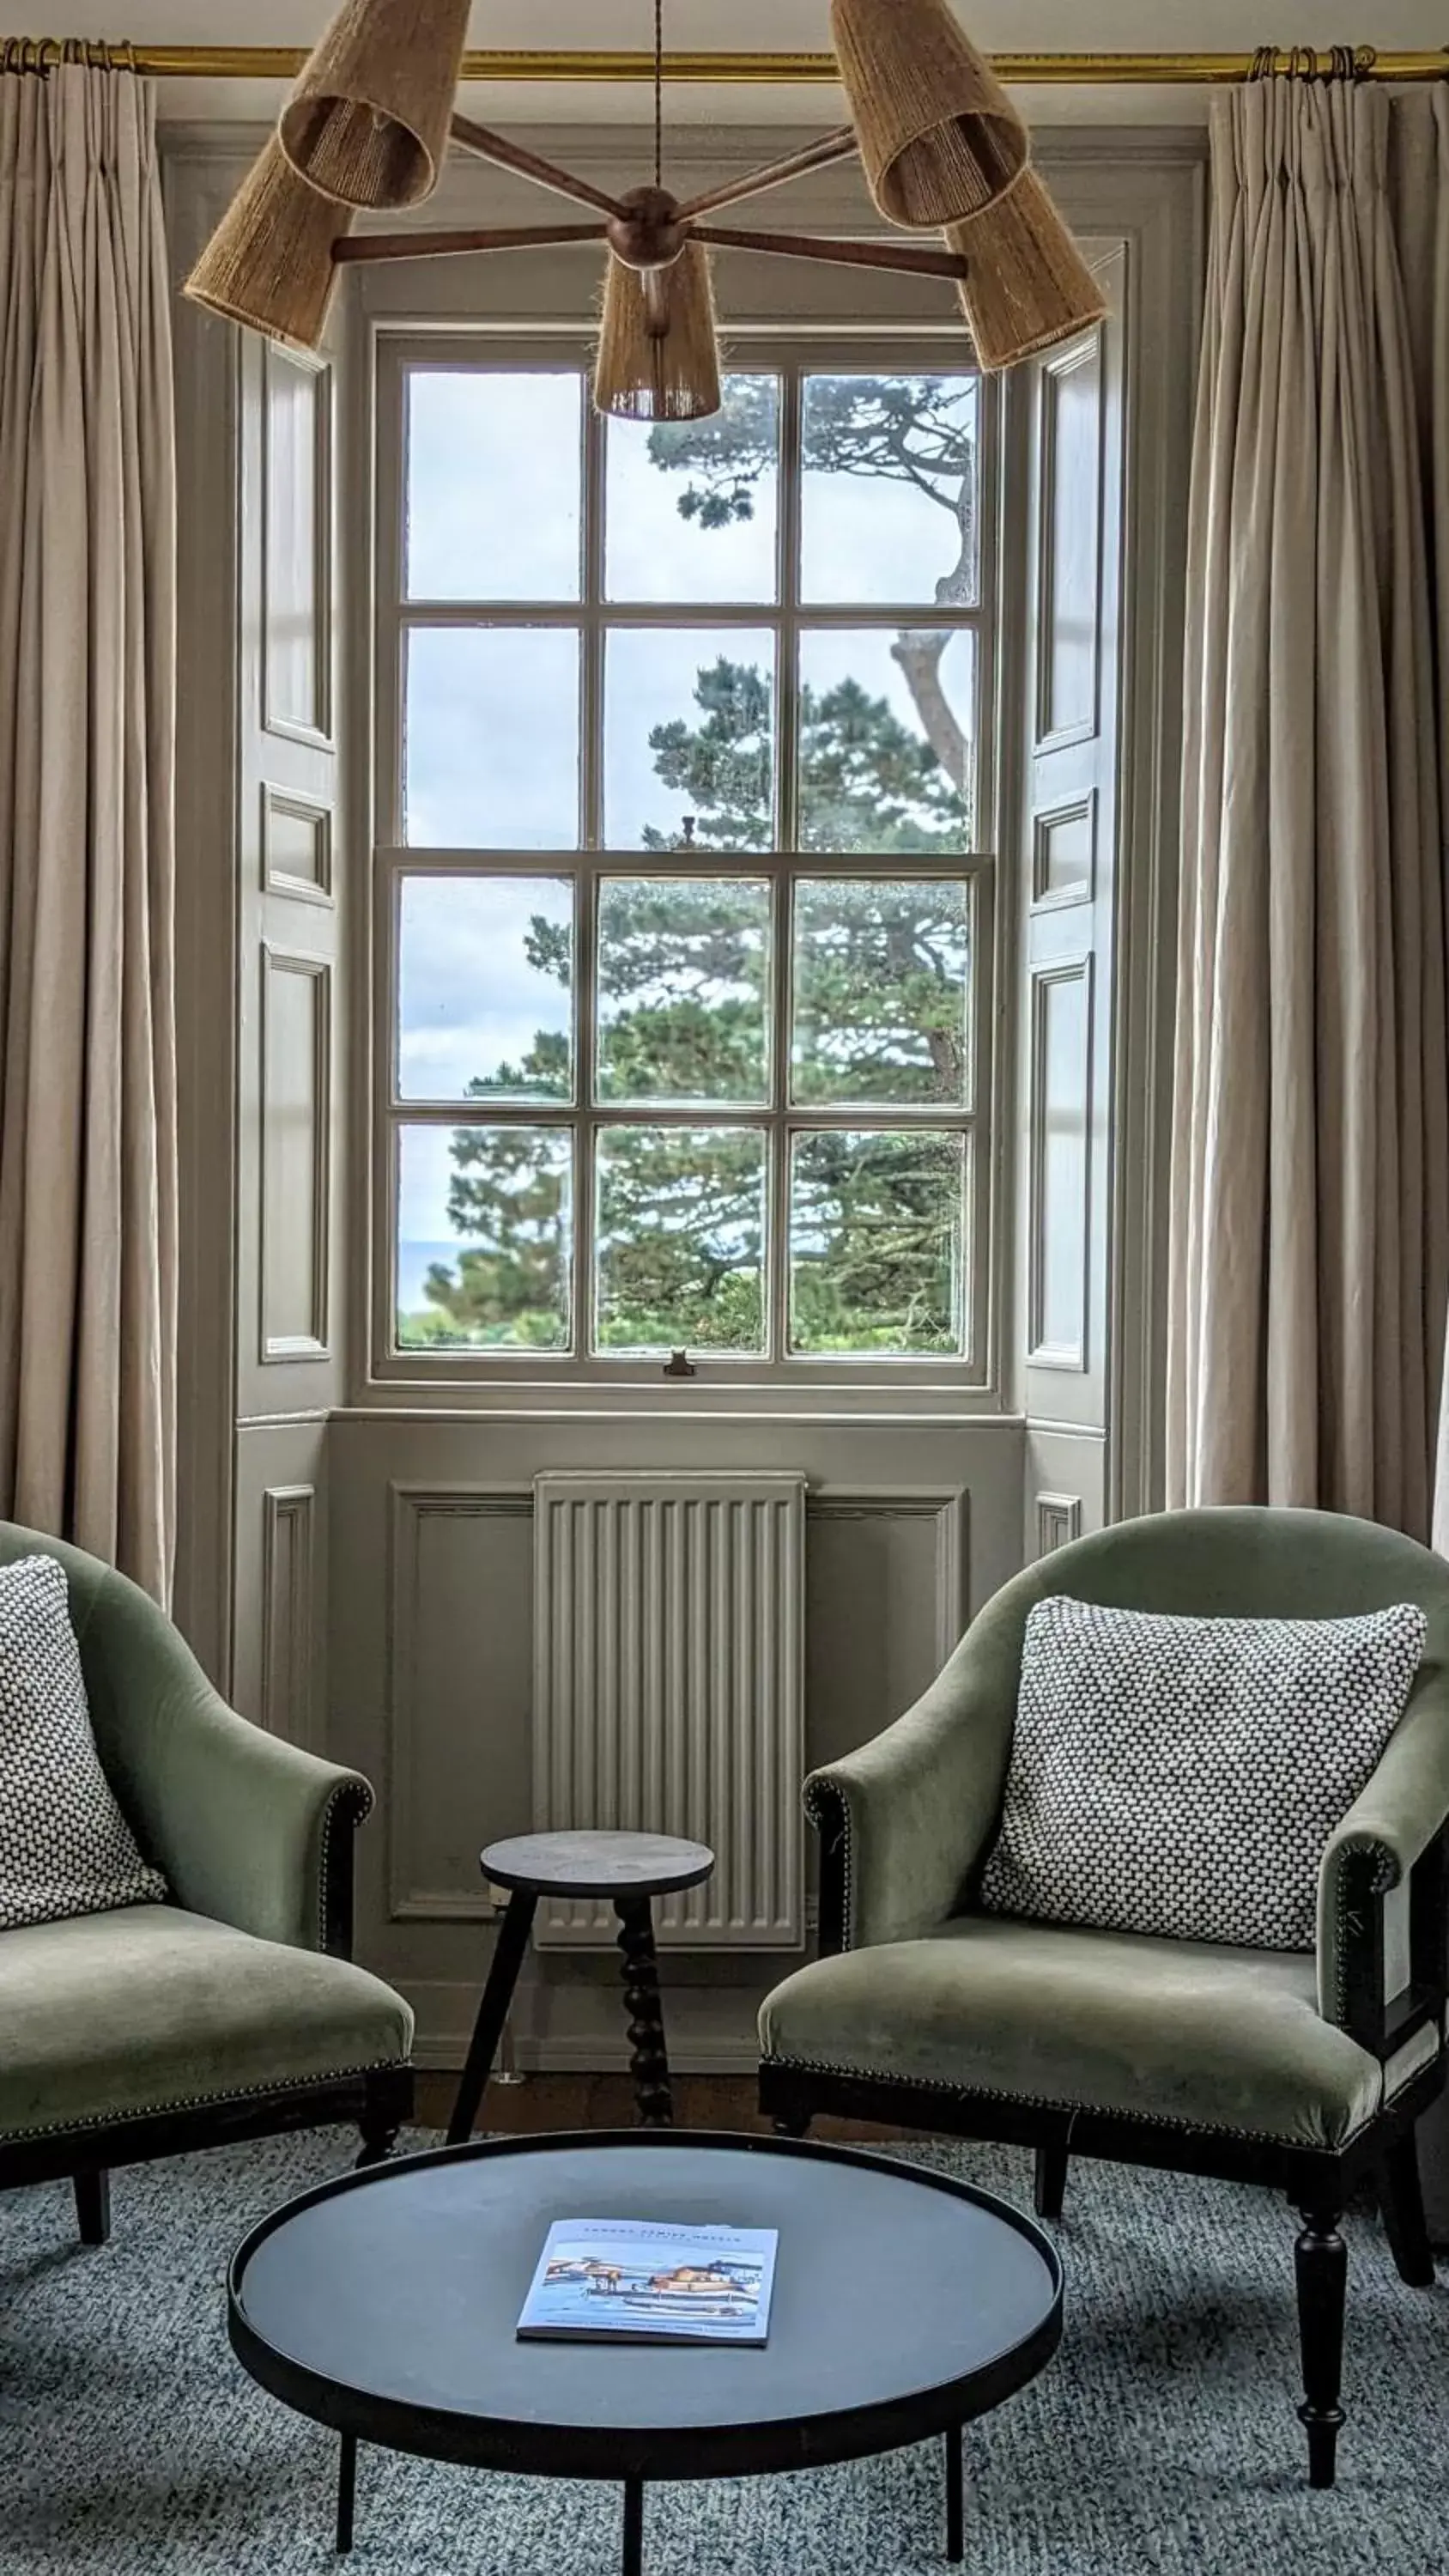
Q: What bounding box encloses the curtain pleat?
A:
[1167,78,1449,1544]
[0,67,176,1602]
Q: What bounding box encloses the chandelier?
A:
[187,0,1106,415]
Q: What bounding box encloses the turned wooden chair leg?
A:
[1378,2129,1435,2288]
[1294,2204,1347,2488]
[73,2170,111,2247]
[1034,2141,1068,2221]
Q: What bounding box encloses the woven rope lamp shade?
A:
[829,0,1028,229]
[595,240,723,423]
[279,0,471,210]
[945,165,1106,369]
[184,138,355,352]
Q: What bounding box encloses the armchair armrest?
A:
[805,1596,1022,1953]
[74,1566,373,1956]
[1317,1660,1449,2046]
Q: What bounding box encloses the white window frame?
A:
[368,325,1008,1395]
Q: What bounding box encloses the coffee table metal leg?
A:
[614,1899,673,2127]
[944,2424,965,2563]
[622,2477,645,2576]
[447,1891,538,2145]
[336,2432,356,2555]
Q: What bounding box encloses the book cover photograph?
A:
[517,2218,779,2345]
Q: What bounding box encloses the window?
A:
[376,340,998,1377]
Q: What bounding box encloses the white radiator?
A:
[531,1471,807,1951]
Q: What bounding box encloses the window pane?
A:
[800,374,979,606]
[789,1129,967,1354]
[405,370,582,602]
[404,628,579,848]
[397,877,573,1103]
[604,375,780,604]
[397,1124,571,1350]
[595,1126,767,1353]
[791,879,971,1107]
[798,628,976,853]
[604,630,775,852]
[597,878,771,1106]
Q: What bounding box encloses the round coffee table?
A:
[446,1832,715,2144]
[228,2129,1062,2573]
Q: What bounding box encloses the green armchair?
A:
[758,1508,1449,2488]
[0,1524,414,2243]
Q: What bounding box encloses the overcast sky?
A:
[397,367,976,1261]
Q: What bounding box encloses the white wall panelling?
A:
[1034,1491,1084,1558]
[261,343,334,750]
[261,782,334,903]
[1028,955,1094,1370]
[259,1484,318,1745]
[258,945,333,1363]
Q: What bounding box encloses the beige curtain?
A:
[0,66,177,1601]
[1396,93,1449,1560]
[1167,76,1449,1541]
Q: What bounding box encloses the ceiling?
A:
[32,0,1449,125]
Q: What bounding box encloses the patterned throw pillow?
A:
[979,1595,1427,1952]
[0,1554,167,1930]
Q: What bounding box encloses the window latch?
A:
[663,1349,697,1380]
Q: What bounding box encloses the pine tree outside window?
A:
[376,336,999,1382]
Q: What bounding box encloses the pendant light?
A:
[945,166,1107,369]
[184,137,355,350]
[279,0,472,210]
[829,0,1028,229]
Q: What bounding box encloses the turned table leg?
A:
[614,1897,673,2127]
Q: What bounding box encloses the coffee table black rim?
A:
[227,2127,1064,2492]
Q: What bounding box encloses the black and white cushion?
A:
[979,1595,1427,1952]
[0,1553,167,1931]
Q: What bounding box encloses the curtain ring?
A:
[1249,44,1277,82]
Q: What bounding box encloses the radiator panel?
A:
[531,1472,806,1950]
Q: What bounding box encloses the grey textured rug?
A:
[1,2129,1443,2574]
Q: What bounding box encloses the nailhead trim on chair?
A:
[803,1776,854,1948]
[758,2050,1391,2154]
[318,1777,373,1949]
[1327,1833,1399,2026]
[0,2057,409,2150]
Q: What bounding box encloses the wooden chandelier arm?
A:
[333,222,607,265]
[448,112,627,220]
[676,127,861,220]
[690,222,971,282]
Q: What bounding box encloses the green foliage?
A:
[398,376,976,1358]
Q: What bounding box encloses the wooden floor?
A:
[413,2071,916,2144]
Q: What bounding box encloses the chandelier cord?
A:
[653,0,664,187]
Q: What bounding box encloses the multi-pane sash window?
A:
[378,339,997,1376]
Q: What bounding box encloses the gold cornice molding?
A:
[5,42,1449,88]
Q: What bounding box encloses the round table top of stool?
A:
[481,1831,715,1901]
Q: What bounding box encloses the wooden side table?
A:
[446,1832,714,2146]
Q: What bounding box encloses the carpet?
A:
[1,2129,1443,2574]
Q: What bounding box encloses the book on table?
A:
[516,2218,779,2344]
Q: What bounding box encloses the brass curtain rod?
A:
[3,39,1447,88]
